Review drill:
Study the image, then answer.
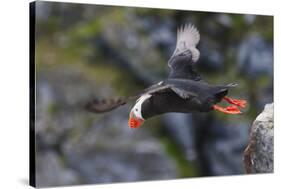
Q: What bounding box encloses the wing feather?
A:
[176,23,200,51]
[168,23,201,80]
[85,96,136,113]
[170,23,200,61]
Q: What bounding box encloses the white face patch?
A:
[131,94,152,120]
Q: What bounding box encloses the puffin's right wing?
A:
[85,82,173,113]
[168,24,201,81]
[85,96,136,113]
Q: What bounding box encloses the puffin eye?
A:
[135,109,138,111]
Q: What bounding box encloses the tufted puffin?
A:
[85,24,247,128]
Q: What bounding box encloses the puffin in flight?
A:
[86,24,247,128]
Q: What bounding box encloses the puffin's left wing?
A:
[143,81,198,100]
[168,24,201,81]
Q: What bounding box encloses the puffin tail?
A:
[214,83,238,100]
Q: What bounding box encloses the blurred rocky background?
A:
[33,1,273,187]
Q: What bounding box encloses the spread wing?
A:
[168,24,201,80]
[85,97,134,113]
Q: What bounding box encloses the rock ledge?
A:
[244,103,274,173]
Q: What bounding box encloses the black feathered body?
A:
[141,78,233,119]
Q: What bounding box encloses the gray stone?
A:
[244,103,274,173]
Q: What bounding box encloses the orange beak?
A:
[128,112,144,129]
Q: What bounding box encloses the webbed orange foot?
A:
[223,96,247,108]
[213,105,241,114]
